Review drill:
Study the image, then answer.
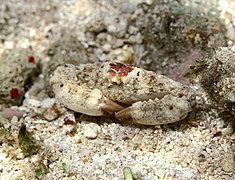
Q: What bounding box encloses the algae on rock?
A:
[18,124,41,156]
[197,46,235,117]
[135,0,227,77]
[0,48,40,105]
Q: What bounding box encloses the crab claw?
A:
[56,84,124,116]
[115,87,196,125]
[50,67,124,116]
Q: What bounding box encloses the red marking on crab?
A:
[108,62,134,77]
[10,88,20,99]
[108,70,117,77]
[27,55,35,63]
[64,117,75,125]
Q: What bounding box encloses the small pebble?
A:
[83,123,100,139]
[221,151,235,172]
[3,108,24,119]
[155,169,166,178]
[11,116,19,125]
[4,41,14,49]
[43,108,59,121]
[92,153,100,161]
[182,170,196,179]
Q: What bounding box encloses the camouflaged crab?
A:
[49,62,196,125]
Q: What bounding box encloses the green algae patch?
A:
[136,0,227,78]
[18,124,40,156]
[184,60,208,77]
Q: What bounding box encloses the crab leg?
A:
[115,87,196,125]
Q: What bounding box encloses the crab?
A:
[49,62,196,125]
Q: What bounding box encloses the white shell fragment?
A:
[50,62,196,125]
[83,123,100,139]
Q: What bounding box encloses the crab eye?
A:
[60,84,64,87]
[178,93,184,98]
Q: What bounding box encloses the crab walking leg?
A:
[116,87,196,125]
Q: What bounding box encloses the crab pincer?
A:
[115,87,196,125]
[49,64,124,116]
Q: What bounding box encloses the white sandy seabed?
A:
[0,0,235,179]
